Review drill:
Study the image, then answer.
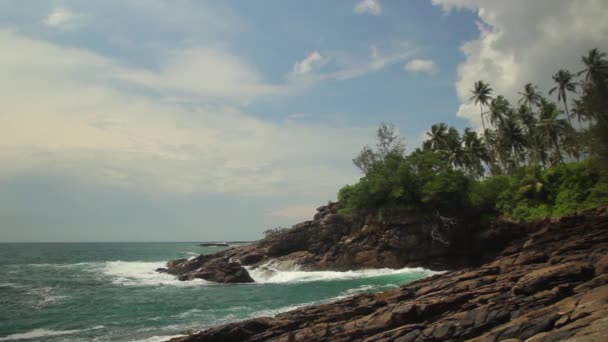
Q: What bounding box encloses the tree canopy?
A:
[339,48,608,222]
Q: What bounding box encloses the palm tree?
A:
[496,112,527,172]
[444,127,465,170]
[516,105,536,132]
[488,95,511,126]
[425,123,449,151]
[578,48,608,85]
[537,100,569,164]
[481,128,501,175]
[518,83,542,112]
[561,125,582,161]
[470,81,493,135]
[528,129,549,168]
[570,99,586,130]
[516,104,537,165]
[462,128,489,178]
[549,69,577,128]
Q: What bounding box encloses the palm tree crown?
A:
[579,48,608,85]
[549,69,577,127]
[470,80,493,133]
[518,83,542,111]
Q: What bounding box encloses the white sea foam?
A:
[27,262,97,268]
[341,283,399,296]
[0,283,21,289]
[101,261,209,287]
[27,287,70,308]
[175,308,203,318]
[247,259,441,284]
[185,252,200,260]
[0,326,104,341]
[24,260,211,287]
[246,295,358,319]
[129,334,186,342]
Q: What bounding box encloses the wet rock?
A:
[163,256,253,283]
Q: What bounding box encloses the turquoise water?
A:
[0,243,434,341]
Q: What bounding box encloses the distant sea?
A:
[0,243,436,341]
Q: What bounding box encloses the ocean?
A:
[0,243,435,341]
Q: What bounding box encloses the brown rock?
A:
[593,254,608,275]
[512,262,594,295]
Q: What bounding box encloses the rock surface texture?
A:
[169,208,608,341]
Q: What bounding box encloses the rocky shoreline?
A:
[158,202,532,283]
[168,207,608,341]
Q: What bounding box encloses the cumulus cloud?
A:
[431,0,608,128]
[405,59,438,74]
[293,51,324,74]
[0,29,368,197]
[354,0,382,15]
[44,7,84,30]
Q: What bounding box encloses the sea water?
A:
[0,243,436,341]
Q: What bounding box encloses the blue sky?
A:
[1,0,607,241]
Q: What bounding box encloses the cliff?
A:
[170,207,608,341]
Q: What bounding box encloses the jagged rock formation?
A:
[169,207,608,341]
[161,202,530,282]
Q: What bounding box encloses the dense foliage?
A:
[475,158,608,220]
[340,48,608,221]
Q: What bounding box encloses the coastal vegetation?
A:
[339,48,608,221]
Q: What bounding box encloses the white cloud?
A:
[271,204,316,220]
[0,29,368,198]
[44,7,84,30]
[286,42,417,83]
[405,59,438,74]
[293,51,324,74]
[431,0,608,129]
[119,47,282,101]
[331,42,417,80]
[354,0,382,15]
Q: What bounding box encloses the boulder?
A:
[178,257,254,283]
[161,255,253,283]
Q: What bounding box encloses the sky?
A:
[1,0,607,242]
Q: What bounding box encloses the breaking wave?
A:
[0,326,104,341]
[101,261,208,287]
[247,259,440,284]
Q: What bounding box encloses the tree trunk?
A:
[563,97,573,127]
[553,135,562,164]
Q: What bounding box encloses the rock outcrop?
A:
[162,202,533,282]
[169,207,608,341]
[199,243,230,247]
[158,255,253,283]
